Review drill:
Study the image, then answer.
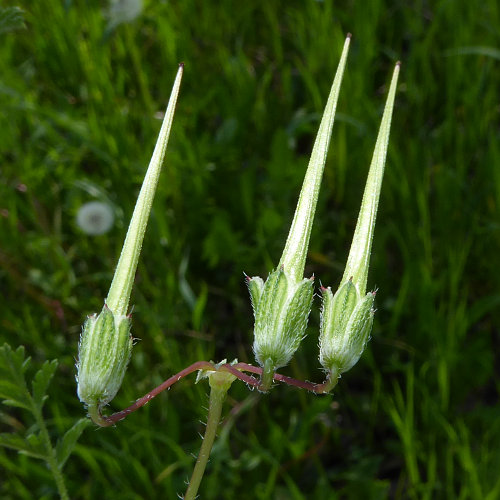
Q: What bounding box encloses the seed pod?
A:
[248,35,351,390]
[318,62,400,387]
[76,65,183,421]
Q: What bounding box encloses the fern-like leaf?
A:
[56,418,91,468]
[0,344,32,411]
[32,360,58,412]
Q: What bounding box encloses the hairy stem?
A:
[184,374,231,500]
[94,360,337,427]
[92,361,214,426]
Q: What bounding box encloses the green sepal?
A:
[245,275,265,316]
[342,292,375,371]
[257,267,289,331]
[282,277,315,349]
[319,286,375,375]
[77,304,132,407]
[253,268,314,370]
[329,279,360,334]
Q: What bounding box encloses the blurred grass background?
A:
[1,0,499,498]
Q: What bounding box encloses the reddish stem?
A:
[229,362,333,393]
[96,360,333,426]
[218,363,260,387]
[100,361,214,426]
[232,362,260,375]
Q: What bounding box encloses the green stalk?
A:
[88,404,112,427]
[259,357,275,392]
[33,406,69,500]
[184,371,235,500]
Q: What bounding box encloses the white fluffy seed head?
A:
[76,201,115,236]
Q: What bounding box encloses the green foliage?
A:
[1,0,499,498]
[0,6,25,34]
[55,419,91,469]
[0,344,90,498]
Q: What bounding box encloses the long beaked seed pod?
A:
[77,65,183,421]
[319,62,401,389]
[249,36,351,391]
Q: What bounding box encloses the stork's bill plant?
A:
[76,37,400,498]
[76,65,184,424]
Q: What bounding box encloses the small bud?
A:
[77,305,132,407]
[318,62,400,385]
[248,36,351,390]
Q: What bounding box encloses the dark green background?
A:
[1,1,499,498]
